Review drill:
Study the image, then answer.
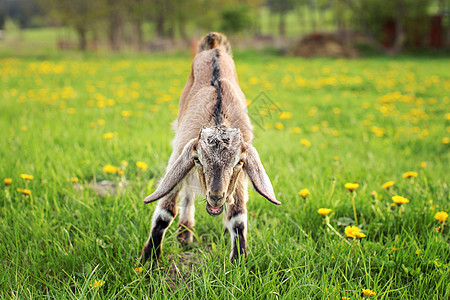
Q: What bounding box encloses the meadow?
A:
[0,49,449,299]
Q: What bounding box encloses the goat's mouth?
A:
[206,203,223,216]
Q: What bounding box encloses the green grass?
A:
[0,49,449,299]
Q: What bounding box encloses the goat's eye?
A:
[236,159,244,167]
[193,156,201,165]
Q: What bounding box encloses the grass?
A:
[1,45,449,298]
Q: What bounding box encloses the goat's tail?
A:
[197,32,232,56]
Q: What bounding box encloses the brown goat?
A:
[140,32,280,266]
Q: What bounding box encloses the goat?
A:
[140,32,280,266]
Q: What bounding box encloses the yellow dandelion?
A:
[17,188,31,195]
[434,211,448,223]
[392,195,409,205]
[402,171,418,178]
[97,119,106,126]
[342,297,350,300]
[299,189,310,199]
[317,208,332,217]
[20,174,33,180]
[333,156,339,161]
[300,139,311,147]
[71,177,79,183]
[90,279,105,289]
[136,161,148,170]
[362,289,376,296]
[442,137,449,144]
[121,110,133,117]
[21,125,28,131]
[278,112,292,120]
[121,160,128,167]
[289,127,302,134]
[275,123,284,130]
[134,267,143,273]
[371,191,378,199]
[420,161,427,168]
[344,183,359,192]
[333,107,341,114]
[103,164,118,174]
[4,178,12,185]
[103,132,118,139]
[381,181,395,189]
[345,226,366,238]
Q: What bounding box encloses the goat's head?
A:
[144,125,280,215]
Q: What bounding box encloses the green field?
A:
[1,49,449,299]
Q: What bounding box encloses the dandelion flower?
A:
[381,181,394,189]
[299,189,310,199]
[434,211,448,223]
[300,139,311,147]
[392,195,409,205]
[103,164,117,174]
[419,161,427,168]
[317,208,332,217]
[121,110,133,117]
[275,123,284,130]
[371,191,378,199]
[90,279,105,289]
[4,178,12,185]
[344,183,359,192]
[136,161,148,170]
[402,171,418,178]
[342,297,350,300]
[71,177,79,183]
[442,137,449,144]
[345,226,366,238]
[362,289,376,296]
[121,160,128,167]
[289,127,302,134]
[20,174,33,180]
[97,119,106,126]
[103,132,118,139]
[134,267,143,273]
[17,188,31,195]
[278,112,292,120]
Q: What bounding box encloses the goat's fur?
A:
[140,32,279,266]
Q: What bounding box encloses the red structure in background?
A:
[382,15,445,49]
[429,15,443,48]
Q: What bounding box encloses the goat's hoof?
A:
[177,224,194,245]
[177,230,193,246]
[230,251,248,264]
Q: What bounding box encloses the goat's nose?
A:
[209,193,224,202]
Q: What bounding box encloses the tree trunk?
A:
[178,19,188,41]
[156,14,165,37]
[108,12,121,51]
[279,11,286,37]
[132,20,143,51]
[76,27,87,51]
[387,1,406,56]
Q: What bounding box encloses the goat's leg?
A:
[177,188,195,245]
[140,191,178,267]
[225,176,248,261]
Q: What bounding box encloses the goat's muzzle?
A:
[206,192,225,216]
[206,203,223,216]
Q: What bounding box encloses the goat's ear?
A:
[144,138,197,204]
[244,144,281,205]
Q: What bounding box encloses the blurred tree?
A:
[267,0,297,36]
[0,0,42,28]
[41,0,103,50]
[221,4,252,33]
